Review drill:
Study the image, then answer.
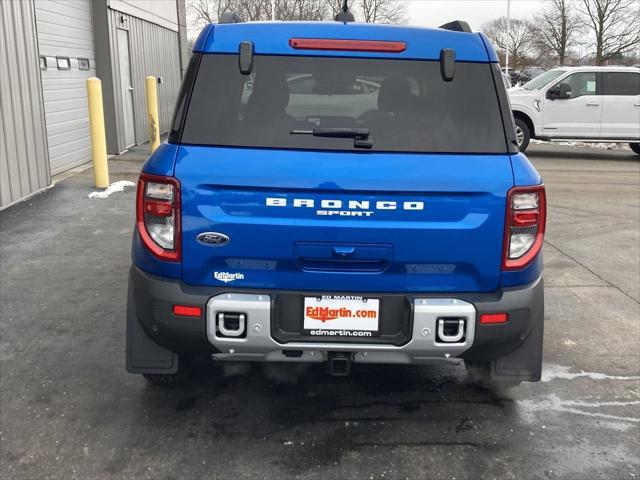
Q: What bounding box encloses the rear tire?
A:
[465,361,521,389]
[514,118,531,152]
[630,143,640,155]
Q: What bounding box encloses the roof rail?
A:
[219,12,243,24]
[438,20,472,33]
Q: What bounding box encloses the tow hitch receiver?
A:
[328,352,352,376]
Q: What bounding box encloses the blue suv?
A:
[127,17,546,387]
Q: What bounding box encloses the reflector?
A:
[480,313,508,324]
[173,305,202,317]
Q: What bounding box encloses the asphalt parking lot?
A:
[1,143,639,480]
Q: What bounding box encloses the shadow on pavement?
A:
[133,361,518,476]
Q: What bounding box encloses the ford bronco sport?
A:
[126,14,546,388]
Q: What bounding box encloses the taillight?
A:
[136,173,180,261]
[502,185,546,270]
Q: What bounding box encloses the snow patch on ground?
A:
[531,139,631,150]
[88,180,136,199]
[541,363,640,382]
[517,394,640,430]
[520,363,640,430]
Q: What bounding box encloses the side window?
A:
[554,72,597,98]
[604,72,640,96]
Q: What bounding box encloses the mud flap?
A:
[491,287,544,382]
[126,274,179,374]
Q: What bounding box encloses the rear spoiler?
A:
[439,20,472,33]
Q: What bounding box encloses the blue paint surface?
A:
[194,22,491,62]
[134,21,544,292]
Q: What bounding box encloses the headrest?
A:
[246,73,290,114]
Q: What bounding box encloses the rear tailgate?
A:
[177,147,512,292]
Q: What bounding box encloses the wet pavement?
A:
[1,143,639,479]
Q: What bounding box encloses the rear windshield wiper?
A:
[290,128,373,149]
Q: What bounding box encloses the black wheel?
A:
[465,361,521,389]
[514,118,531,152]
[630,143,640,155]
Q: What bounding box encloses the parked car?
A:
[126,18,546,388]
[501,71,512,90]
[501,67,520,86]
[517,66,546,84]
[509,66,640,152]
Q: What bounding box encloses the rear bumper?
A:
[127,266,543,376]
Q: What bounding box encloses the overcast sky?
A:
[406,0,545,30]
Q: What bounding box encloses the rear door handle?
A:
[634,103,640,107]
[586,102,599,106]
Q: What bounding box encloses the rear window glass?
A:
[180,54,508,153]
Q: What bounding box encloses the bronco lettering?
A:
[266,198,424,211]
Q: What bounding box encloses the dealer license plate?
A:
[303,296,380,337]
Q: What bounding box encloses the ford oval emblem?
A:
[196,232,230,246]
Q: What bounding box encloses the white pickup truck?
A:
[508,66,640,154]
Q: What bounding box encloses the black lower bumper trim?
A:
[127,266,544,373]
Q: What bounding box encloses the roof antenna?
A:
[335,0,355,22]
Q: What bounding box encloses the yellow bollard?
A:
[145,76,160,154]
[86,77,109,188]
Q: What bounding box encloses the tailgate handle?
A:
[332,246,356,258]
[295,243,392,272]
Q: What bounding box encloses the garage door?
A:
[35,0,96,175]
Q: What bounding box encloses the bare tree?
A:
[579,0,640,65]
[188,0,235,31]
[358,0,407,24]
[533,0,582,65]
[235,0,273,21]
[188,0,334,36]
[276,0,328,20]
[482,17,536,68]
[187,0,407,37]
[326,0,346,18]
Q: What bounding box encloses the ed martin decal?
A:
[214,272,245,283]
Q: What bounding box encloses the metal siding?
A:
[109,9,181,147]
[0,0,51,209]
[108,0,178,31]
[108,13,127,152]
[35,0,95,174]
